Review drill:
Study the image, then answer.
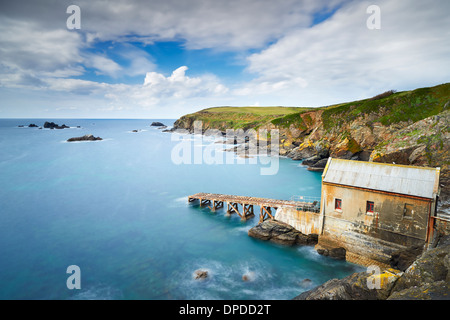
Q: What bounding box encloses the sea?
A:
[0,119,364,300]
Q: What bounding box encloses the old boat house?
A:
[318,158,442,265]
[275,158,444,266]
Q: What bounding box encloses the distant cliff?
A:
[173,83,450,197]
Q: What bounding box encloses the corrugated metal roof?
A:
[322,158,440,199]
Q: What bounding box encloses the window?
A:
[403,204,413,218]
[335,198,342,211]
[366,201,374,215]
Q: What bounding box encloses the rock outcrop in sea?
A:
[248,220,318,246]
[67,134,103,142]
[44,121,70,129]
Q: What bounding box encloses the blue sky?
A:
[0,0,449,119]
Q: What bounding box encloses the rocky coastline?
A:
[294,234,450,300]
[249,219,449,300]
[170,83,450,201]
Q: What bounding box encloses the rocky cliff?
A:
[293,235,450,300]
[173,83,450,198]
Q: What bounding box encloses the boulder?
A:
[28,124,38,128]
[301,155,323,166]
[288,145,316,160]
[248,220,317,246]
[150,122,165,126]
[193,269,208,280]
[316,246,346,260]
[307,157,329,171]
[294,268,402,300]
[67,134,103,142]
[389,245,423,272]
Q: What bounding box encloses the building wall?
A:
[318,183,432,263]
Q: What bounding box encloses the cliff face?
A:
[293,235,450,300]
[173,83,450,196]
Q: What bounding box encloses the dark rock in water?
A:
[316,246,346,260]
[132,130,139,132]
[157,126,168,129]
[310,157,329,168]
[150,122,165,126]
[301,155,323,166]
[242,272,255,282]
[193,269,208,280]
[44,121,70,129]
[44,121,57,129]
[389,245,423,272]
[28,124,38,128]
[248,220,317,246]
[300,279,313,289]
[67,134,103,142]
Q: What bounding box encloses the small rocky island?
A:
[44,121,70,129]
[150,121,165,127]
[67,134,103,142]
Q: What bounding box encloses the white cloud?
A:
[143,66,228,100]
[83,54,122,77]
[1,0,449,118]
[236,0,450,106]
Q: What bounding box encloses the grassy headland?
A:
[173,82,450,196]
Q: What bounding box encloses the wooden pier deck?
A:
[188,192,319,222]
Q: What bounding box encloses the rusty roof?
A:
[322,158,440,199]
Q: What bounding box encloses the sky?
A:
[0,0,449,119]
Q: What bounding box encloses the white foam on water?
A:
[69,284,123,300]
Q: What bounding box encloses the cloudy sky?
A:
[1,0,449,119]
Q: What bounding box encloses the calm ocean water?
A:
[0,119,363,300]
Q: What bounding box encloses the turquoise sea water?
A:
[0,119,363,300]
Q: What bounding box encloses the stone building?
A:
[317,158,441,265]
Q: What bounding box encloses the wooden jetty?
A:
[188,192,319,222]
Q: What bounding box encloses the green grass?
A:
[321,83,450,130]
[201,106,308,116]
[179,83,450,133]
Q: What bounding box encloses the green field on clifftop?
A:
[177,83,449,131]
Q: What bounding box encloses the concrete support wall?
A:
[275,206,322,235]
